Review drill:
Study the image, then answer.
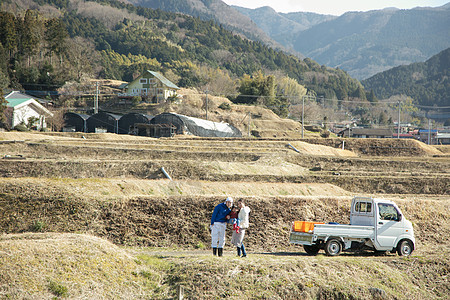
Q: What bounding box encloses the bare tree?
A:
[47,109,66,132]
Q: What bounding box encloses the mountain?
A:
[362,48,450,107]
[233,6,336,52]
[234,4,450,80]
[123,0,291,53]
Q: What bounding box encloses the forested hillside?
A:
[362,48,450,107]
[125,0,283,51]
[0,0,365,109]
[236,4,450,80]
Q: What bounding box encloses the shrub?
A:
[48,280,68,297]
[195,241,206,249]
[27,116,39,129]
[167,94,179,103]
[320,130,330,138]
[30,220,46,232]
[218,102,231,110]
[132,96,142,105]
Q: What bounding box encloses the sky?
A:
[221,0,449,15]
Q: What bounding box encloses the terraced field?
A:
[0,132,449,299]
[1,133,448,194]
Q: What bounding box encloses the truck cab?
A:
[289,197,415,256]
[351,197,415,253]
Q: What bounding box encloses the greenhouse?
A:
[118,113,153,134]
[149,113,241,138]
[86,112,122,133]
[63,112,90,132]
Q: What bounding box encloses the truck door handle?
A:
[378,222,384,225]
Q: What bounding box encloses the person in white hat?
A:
[210,197,233,256]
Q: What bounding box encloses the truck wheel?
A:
[397,240,413,256]
[303,245,320,256]
[325,239,342,256]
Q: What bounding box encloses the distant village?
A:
[3,70,450,145]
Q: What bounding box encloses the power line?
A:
[6,88,450,110]
[415,104,450,109]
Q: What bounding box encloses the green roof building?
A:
[4,91,53,130]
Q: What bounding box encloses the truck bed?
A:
[290,223,374,245]
[314,224,374,239]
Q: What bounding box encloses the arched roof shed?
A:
[150,113,241,138]
[86,112,122,133]
[118,113,153,134]
[63,112,90,132]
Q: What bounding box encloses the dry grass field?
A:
[0,131,449,299]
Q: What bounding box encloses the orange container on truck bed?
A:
[293,221,324,233]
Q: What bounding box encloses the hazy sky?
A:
[221,0,449,15]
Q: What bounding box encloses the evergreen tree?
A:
[379,111,388,125]
[0,12,17,57]
[366,89,378,103]
[20,10,42,66]
[45,18,68,64]
[0,69,9,90]
[351,85,366,100]
[234,71,289,116]
[0,88,8,129]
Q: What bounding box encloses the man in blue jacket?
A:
[210,196,233,256]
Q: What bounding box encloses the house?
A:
[119,70,179,103]
[392,133,416,139]
[4,91,53,130]
[419,129,438,145]
[436,133,450,145]
[337,127,393,138]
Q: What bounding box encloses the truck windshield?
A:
[378,203,399,221]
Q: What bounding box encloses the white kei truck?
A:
[289,197,415,256]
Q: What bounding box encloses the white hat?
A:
[225,197,233,202]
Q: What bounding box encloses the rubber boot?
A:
[237,247,241,257]
[218,248,223,257]
[213,248,217,256]
[241,244,246,257]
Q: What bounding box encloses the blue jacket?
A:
[211,203,231,225]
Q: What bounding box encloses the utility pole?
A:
[94,81,99,114]
[428,119,432,145]
[397,100,401,139]
[301,95,315,138]
[247,112,251,137]
[301,95,305,138]
[205,89,208,120]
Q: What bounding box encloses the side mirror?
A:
[397,214,402,222]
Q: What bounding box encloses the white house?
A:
[119,70,179,103]
[4,91,54,130]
